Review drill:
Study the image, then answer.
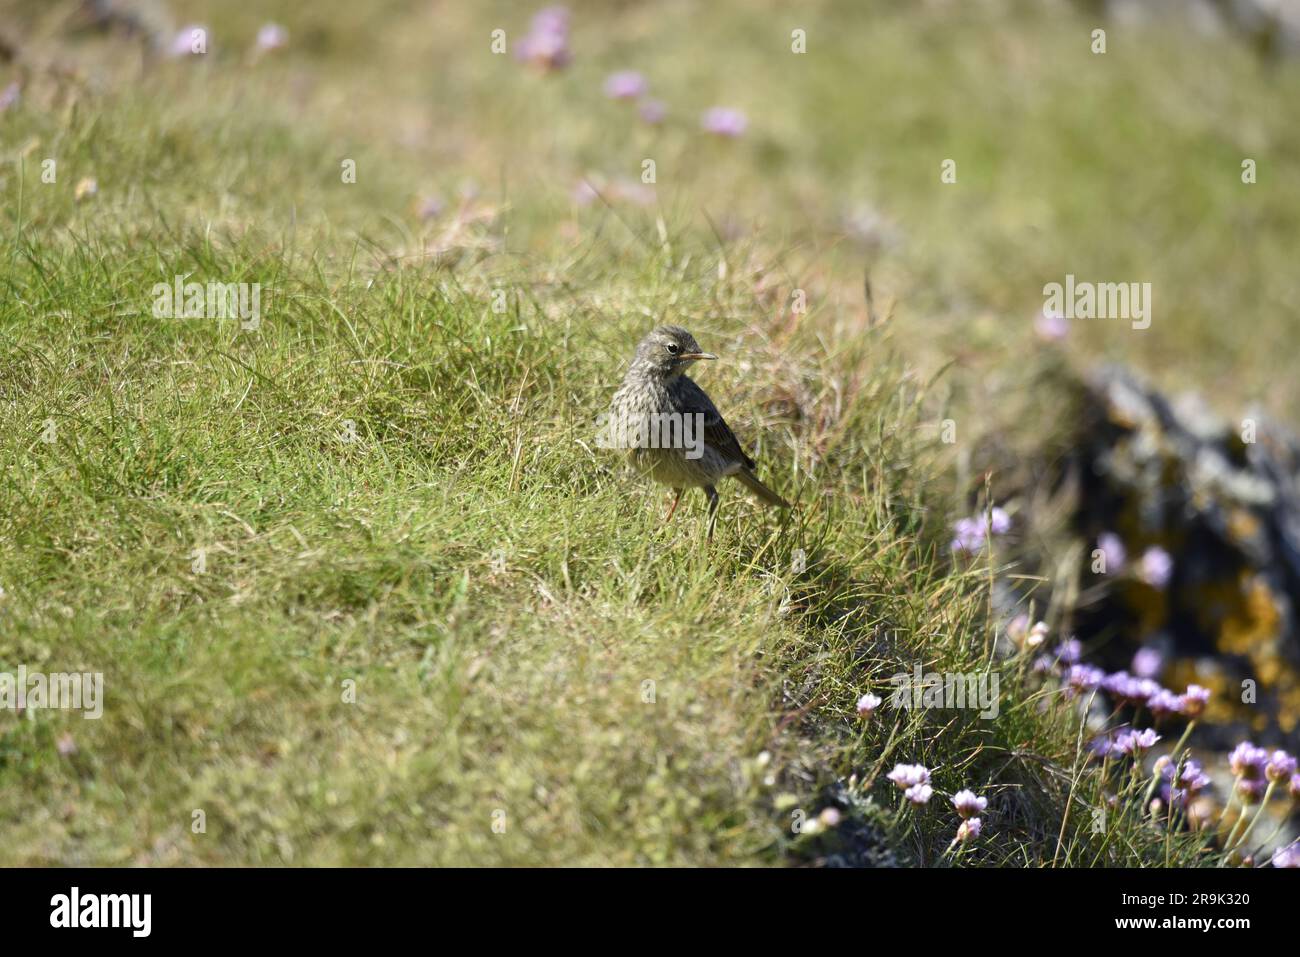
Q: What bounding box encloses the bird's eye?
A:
[665,343,680,355]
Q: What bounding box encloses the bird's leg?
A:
[665,487,684,522]
[704,485,719,540]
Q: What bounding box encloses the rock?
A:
[1078,0,1300,58]
[790,781,901,868]
[1061,365,1300,747]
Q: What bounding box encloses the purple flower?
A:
[1034,308,1069,342]
[1103,671,1160,707]
[1265,750,1297,784]
[1181,684,1210,718]
[1056,639,1083,665]
[955,816,982,842]
[1095,532,1126,574]
[904,783,934,806]
[1228,742,1273,802]
[516,7,572,71]
[1102,671,1131,698]
[1229,742,1268,780]
[988,506,1011,536]
[1134,678,1163,704]
[952,789,987,819]
[1133,728,1162,751]
[0,81,19,113]
[701,107,747,137]
[1036,640,1081,674]
[530,6,570,34]
[1132,647,1163,679]
[169,25,208,57]
[1139,546,1173,588]
[887,763,931,789]
[1065,663,1105,696]
[638,98,667,124]
[604,71,647,100]
[256,23,288,52]
[950,517,985,555]
[950,506,1011,555]
[1272,842,1300,868]
[417,195,446,220]
[1147,689,1185,720]
[517,31,571,70]
[1184,769,1211,794]
[1112,728,1160,755]
[1133,676,1164,707]
[856,692,882,718]
[1161,758,1211,801]
[1289,773,1300,801]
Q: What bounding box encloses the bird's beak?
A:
[679,352,717,361]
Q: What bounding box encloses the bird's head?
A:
[631,325,716,379]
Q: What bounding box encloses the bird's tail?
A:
[736,469,791,509]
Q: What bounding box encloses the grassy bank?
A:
[2,0,1296,865]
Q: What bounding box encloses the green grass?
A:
[1,0,1294,866]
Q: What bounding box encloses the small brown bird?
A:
[608,325,790,534]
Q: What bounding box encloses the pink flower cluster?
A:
[886,763,933,806]
[951,506,1011,555]
[1229,742,1297,803]
[601,71,668,126]
[951,789,987,845]
[516,7,573,71]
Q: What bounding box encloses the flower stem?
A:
[1227,781,1276,858]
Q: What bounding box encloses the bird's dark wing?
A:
[676,376,757,470]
